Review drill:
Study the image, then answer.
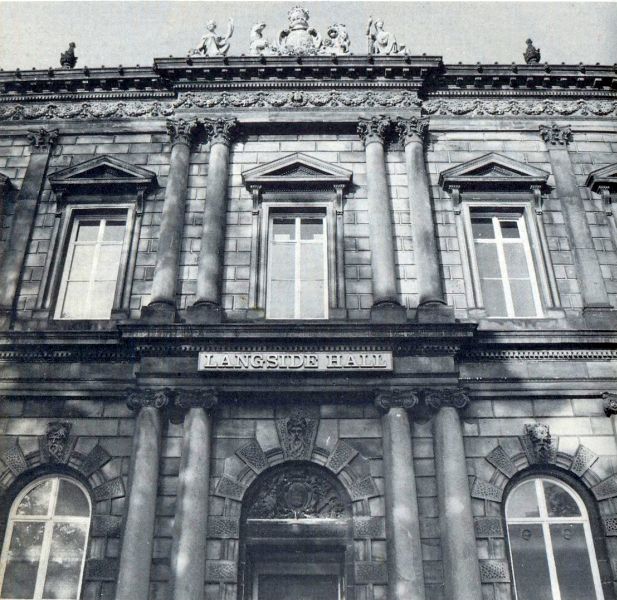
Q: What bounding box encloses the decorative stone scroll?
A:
[539,123,573,146]
[126,387,174,410]
[375,388,419,411]
[424,388,470,411]
[174,388,218,410]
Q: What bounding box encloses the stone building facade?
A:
[0,16,617,600]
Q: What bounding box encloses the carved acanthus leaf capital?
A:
[27,128,59,153]
[424,388,470,411]
[175,388,218,410]
[539,123,573,146]
[375,388,419,411]
[126,387,174,411]
[395,116,430,145]
[357,115,393,146]
[603,392,617,417]
[166,118,199,147]
[203,117,239,146]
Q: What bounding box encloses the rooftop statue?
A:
[250,22,271,56]
[366,17,405,55]
[524,38,541,64]
[190,18,234,57]
[277,6,322,55]
[323,24,351,55]
[60,42,78,69]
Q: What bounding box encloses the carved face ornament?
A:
[286,416,308,457]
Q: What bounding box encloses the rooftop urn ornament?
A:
[190,18,234,57]
[366,16,405,55]
[249,21,270,55]
[323,23,351,55]
[524,38,541,64]
[60,42,77,69]
[277,5,322,55]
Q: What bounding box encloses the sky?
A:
[0,1,616,71]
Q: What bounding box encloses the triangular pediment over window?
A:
[586,163,617,195]
[50,155,157,194]
[439,153,550,193]
[242,153,352,190]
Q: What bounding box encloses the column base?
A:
[185,301,224,324]
[140,301,178,324]
[370,301,407,323]
[416,301,454,323]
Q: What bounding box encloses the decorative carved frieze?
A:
[41,421,75,464]
[166,117,199,147]
[0,444,27,476]
[174,388,218,410]
[423,99,617,117]
[479,560,510,583]
[26,128,58,152]
[486,445,518,478]
[375,388,419,411]
[539,123,573,146]
[603,391,617,417]
[521,423,557,464]
[424,388,470,411]
[357,115,393,145]
[246,464,347,519]
[276,407,318,460]
[569,444,598,477]
[236,439,269,474]
[126,387,173,410]
[203,117,238,146]
[326,440,359,474]
[395,116,429,145]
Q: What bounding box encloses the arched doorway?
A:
[239,461,354,600]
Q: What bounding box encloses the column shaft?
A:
[404,139,444,306]
[115,406,162,600]
[433,406,482,600]
[382,406,426,600]
[170,407,213,600]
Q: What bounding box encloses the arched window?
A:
[505,476,604,600]
[0,476,91,600]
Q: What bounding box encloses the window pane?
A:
[55,480,90,518]
[95,244,123,280]
[272,218,295,241]
[67,245,96,281]
[500,220,521,238]
[1,522,45,599]
[301,243,324,281]
[89,281,117,318]
[42,523,88,600]
[471,217,495,240]
[60,282,90,319]
[75,221,100,242]
[300,218,324,241]
[474,243,501,279]
[270,243,295,280]
[503,244,530,278]
[16,479,53,516]
[268,280,295,319]
[543,482,580,518]
[510,280,537,317]
[480,279,508,317]
[300,281,325,319]
[550,523,597,600]
[508,481,540,518]
[102,221,126,242]
[508,523,553,600]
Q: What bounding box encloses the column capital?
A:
[27,128,59,153]
[539,123,573,146]
[603,391,617,417]
[375,388,420,412]
[357,115,393,146]
[203,117,239,147]
[166,118,199,148]
[424,388,470,411]
[395,116,429,145]
[175,388,218,410]
[126,387,174,411]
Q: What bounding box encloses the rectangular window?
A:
[469,209,542,318]
[266,214,328,319]
[55,216,127,319]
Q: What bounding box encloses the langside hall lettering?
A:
[198,351,393,372]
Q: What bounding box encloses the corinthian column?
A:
[0,128,58,329]
[427,389,482,600]
[187,117,238,324]
[115,389,171,600]
[169,389,218,600]
[540,124,613,318]
[396,117,449,318]
[357,116,406,323]
[142,118,199,323]
[376,389,426,600]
